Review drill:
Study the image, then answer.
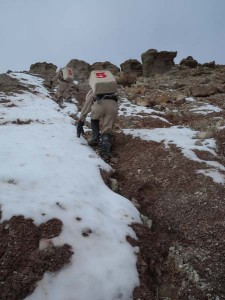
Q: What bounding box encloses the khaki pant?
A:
[55,80,73,101]
[91,99,118,134]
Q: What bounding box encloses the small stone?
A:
[82,228,92,237]
[195,140,203,146]
[131,198,140,209]
[109,178,119,193]
[140,214,153,229]
[194,131,214,139]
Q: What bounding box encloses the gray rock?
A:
[29,62,57,76]
[90,61,120,75]
[109,178,119,193]
[120,59,143,76]
[180,56,198,68]
[141,49,177,76]
[131,197,140,209]
[194,131,214,139]
[66,59,91,81]
[140,214,152,229]
[201,61,216,69]
[189,85,218,97]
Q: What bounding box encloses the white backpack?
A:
[89,70,117,95]
[61,67,74,80]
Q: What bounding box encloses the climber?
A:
[77,70,118,159]
[50,66,74,108]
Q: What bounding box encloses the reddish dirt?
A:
[71,73,225,299]
[109,125,225,299]
[1,69,225,299]
[0,216,73,300]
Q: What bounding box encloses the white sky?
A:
[0,0,225,73]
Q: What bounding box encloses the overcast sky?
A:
[0,0,224,73]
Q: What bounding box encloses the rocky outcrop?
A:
[201,61,216,68]
[0,74,28,94]
[66,59,91,81]
[189,84,218,97]
[141,49,177,76]
[180,56,198,68]
[115,72,137,86]
[90,61,120,75]
[2,56,225,300]
[120,59,143,76]
[29,62,57,76]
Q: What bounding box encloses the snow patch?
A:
[0,73,140,300]
[190,104,222,115]
[123,126,225,184]
[119,97,164,117]
[197,169,225,185]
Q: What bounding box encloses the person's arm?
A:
[79,90,94,122]
[77,90,94,137]
[52,70,61,82]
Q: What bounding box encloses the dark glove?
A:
[77,121,84,138]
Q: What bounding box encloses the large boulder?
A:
[201,61,216,69]
[189,84,218,97]
[141,49,177,76]
[120,59,143,76]
[90,61,120,75]
[66,59,91,81]
[180,56,198,68]
[115,72,137,86]
[29,62,57,76]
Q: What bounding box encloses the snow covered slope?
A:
[0,73,140,300]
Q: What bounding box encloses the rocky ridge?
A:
[1,48,225,299]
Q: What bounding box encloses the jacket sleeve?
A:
[79,90,94,122]
[52,70,61,82]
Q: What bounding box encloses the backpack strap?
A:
[96,93,118,102]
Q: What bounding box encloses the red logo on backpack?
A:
[96,72,107,78]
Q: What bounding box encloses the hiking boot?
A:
[58,96,63,105]
[65,96,73,103]
[58,97,66,109]
[88,119,100,146]
[101,133,112,159]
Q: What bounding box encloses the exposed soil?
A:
[111,131,225,299]
[1,67,225,299]
[0,216,73,300]
[95,66,225,299]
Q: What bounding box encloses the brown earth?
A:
[1,64,225,299]
[0,216,73,299]
[111,132,225,300]
[107,67,225,299]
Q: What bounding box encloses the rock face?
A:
[120,59,143,76]
[141,49,177,76]
[29,62,57,76]
[0,74,28,94]
[201,61,216,68]
[123,63,225,110]
[115,72,137,87]
[189,84,218,97]
[90,61,120,75]
[66,59,91,81]
[114,63,225,300]
[2,51,225,300]
[180,56,198,68]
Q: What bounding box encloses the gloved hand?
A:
[77,120,84,138]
